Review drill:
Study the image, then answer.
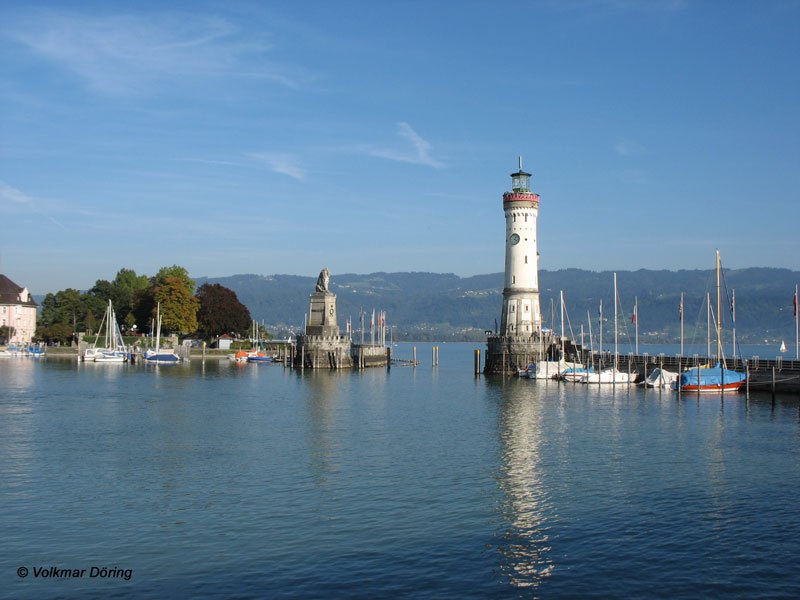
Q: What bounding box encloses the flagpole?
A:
[795,284,798,360]
[634,296,639,355]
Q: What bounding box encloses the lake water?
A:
[2,343,800,599]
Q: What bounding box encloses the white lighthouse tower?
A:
[485,159,551,374]
[500,158,542,336]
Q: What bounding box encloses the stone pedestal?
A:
[306,292,339,337]
[294,290,353,369]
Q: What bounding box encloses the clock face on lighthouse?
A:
[509,233,520,245]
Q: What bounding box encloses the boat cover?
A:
[679,364,746,387]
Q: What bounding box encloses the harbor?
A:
[3,343,800,599]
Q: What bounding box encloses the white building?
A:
[499,160,542,336]
[0,274,38,344]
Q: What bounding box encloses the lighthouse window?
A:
[513,215,516,223]
[524,214,528,222]
[512,276,516,284]
[525,256,528,264]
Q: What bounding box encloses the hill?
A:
[197,268,800,343]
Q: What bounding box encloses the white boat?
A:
[87,301,128,362]
[639,367,678,388]
[519,359,567,379]
[582,368,633,384]
[780,340,787,353]
[143,303,180,364]
[560,363,592,382]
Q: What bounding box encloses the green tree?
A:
[0,325,15,344]
[40,289,85,329]
[196,283,252,338]
[35,323,74,345]
[154,276,199,334]
[112,268,150,318]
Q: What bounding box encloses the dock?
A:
[571,349,800,395]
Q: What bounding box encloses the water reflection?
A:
[491,378,555,589]
[302,370,344,488]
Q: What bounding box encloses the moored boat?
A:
[639,367,678,388]
[581,368,633,384]
[675,251,745,393]
[674,363,746,393]
[560,364,593,382]
[143,302,181,364]
[519,359,569,379]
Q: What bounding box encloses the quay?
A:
[561,347,800,395]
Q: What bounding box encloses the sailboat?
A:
[780,340,787,353]
[675,251,746,393]
[83,300,128,362]
[143,303,181,363]
[94,301,128,362]
[581,273,632,384]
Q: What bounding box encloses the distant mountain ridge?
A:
[197,268,800,342]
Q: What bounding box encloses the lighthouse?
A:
[500,158,542,336]
[485,159,553,374]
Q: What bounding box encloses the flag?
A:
[679,299,683,321]
[731,290,736,321]
[794,291,798,318]
[631,305,637,324]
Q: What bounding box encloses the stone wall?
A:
[294,334,353,369]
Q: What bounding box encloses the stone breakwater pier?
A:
[292,268,388,370]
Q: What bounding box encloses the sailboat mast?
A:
[560,290,565,359]
[707,292,711,359]
[716,250,723,360]
[155,303,161,353]
[680,292,685,356]
[732,288,736,360]
[614,272,618,371]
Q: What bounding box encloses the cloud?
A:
[0,181,66,227]
[248,152,306,180]
[4,11,302,95]
[614,138,646,157]
[367,122,444,168]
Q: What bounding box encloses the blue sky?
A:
[1,1,799,293]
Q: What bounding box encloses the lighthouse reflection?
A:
[492,379,555,588]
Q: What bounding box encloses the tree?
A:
[112,268,149,318]
[35,323,73,345]
[40,289,85,329]
[154,276,199,334]
[0,325,15,344]
[155,265,194,292]
[196,283,252,338]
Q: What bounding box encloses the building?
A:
[485,161,557,374]
[0,274,38,344]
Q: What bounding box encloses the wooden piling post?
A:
[745,360,749,400]
[474,349,481,376]
[772,366,776,400]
